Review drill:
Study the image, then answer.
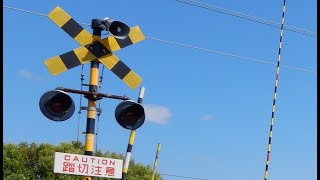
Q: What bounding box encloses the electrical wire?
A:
[160,173,209,180]
[3,5,317,75]
[3,5,47,16]
[145,36,317,75]
[176,0,317,37]
[3,5,91,26]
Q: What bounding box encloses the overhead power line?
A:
[3,5,47,16]
[176,0,317,37]
[160,173,210,180]
[146,36,317,75]
[3,5,317,75]
[3,5,90,26]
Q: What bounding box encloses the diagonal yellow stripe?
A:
[44,56,67,75]
[48,6,71,27]
[74,29,94,46]
[128,26,145,43]
[73,46,97,64]
[98,55,142,89]
[44,47,97,75]
[100,36,121,52]
[123,71,143,89]
[98,54,120,69]
[49,6,94,46]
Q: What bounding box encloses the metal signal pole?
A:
[122,87,145,180]
[82,19,103,180]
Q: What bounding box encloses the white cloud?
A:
[201,114,214,121]
[19,69,43,81]
[144,104,171,125]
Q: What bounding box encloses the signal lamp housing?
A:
[115,100,145,130]
[39,90,75,122]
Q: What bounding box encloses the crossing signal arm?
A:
[44,6,145,89]
[39,6,147,129]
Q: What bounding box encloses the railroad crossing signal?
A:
[40,7,147,180]
[44,6,145,89]
[39,90,75,121]
[115,100,145,130]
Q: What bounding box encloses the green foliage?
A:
[126,164,161,180]
[3,141,162,180]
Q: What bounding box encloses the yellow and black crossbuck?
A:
[44,6,145,89]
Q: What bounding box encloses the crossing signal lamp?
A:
[115,100,145,130]
[39,90,75,122]
[39,89,146,130]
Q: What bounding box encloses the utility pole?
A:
[151,143,161,180]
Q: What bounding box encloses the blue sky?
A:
[3,0,317,180]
